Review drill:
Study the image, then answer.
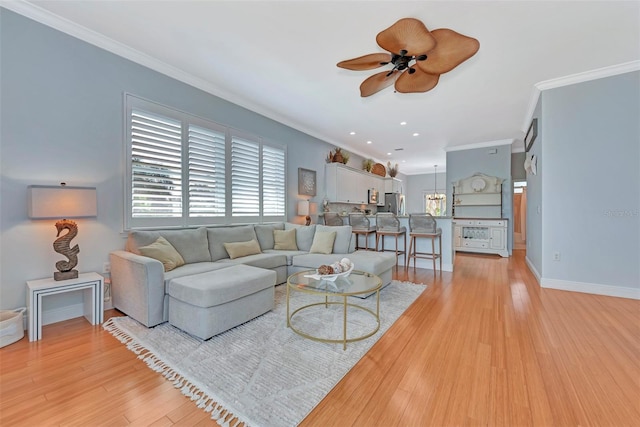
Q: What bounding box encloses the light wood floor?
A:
[1,250,638,426]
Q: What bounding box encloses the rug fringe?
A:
[103,317,253,427]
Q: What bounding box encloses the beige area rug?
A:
[103,280,425,427]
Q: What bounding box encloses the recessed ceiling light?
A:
[413,133,419,137]
[349,131,356,135]
[400,121,407,126]
[366,140,372,144]
[387,152,392,156]
[402,160,406,163]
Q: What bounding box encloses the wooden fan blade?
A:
[376,18,436,56]
[337,53,392,70]
[416,28,480,75]
[394,68,440,94]
[360,70,400,97]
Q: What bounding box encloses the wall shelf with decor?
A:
[452,173,503,219]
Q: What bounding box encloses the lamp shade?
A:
[28,185,97,219]
[297,200,310,216]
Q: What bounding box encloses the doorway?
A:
[513,181,527,250]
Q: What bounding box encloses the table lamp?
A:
[297,200,311,226]
[28,183,97,281]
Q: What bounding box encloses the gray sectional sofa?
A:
[110,222,396,333]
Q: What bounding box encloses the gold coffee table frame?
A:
[286,270,382,350]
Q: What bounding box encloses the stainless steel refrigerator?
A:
[381,193,405,215]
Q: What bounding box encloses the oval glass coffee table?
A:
[286,270,382,350]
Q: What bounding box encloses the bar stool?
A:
[324,212,343,226]
[375,212,406,267]
[349,212,376,250]
[407,213,442,274]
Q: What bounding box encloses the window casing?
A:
[125,95,286,229]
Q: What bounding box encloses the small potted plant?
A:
[363,158,374,172]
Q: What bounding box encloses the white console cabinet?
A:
[454,219,508,257]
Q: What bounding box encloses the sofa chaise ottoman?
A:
[168,264,276,339]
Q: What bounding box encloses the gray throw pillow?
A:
[207,225,259,261]
[284,223,316,251]
[127,227,211,263]
[255,222,285,250]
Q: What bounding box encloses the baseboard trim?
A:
[42,303,85,326]
[525,256,541,284]
[541,278,640,300]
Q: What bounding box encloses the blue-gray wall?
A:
[0,9,339,312]
[446,143,513,252]
[525,98,543,277]
[540,71,639,292]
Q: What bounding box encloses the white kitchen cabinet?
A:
[453,219,508,257]
[325,163,370,204]
[384,177,403,194]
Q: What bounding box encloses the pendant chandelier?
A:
[428,165,445,200]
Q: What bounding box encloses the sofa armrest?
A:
[110,250,166,327]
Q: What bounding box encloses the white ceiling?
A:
[10,1,640,174]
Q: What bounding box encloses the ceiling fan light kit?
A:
[337,18,480,97]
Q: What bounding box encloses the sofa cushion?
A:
[254,222,285,250]
[224,239,262,259]
[316,225,352,254]
[273,229,298,250]
[263,249,307,266]
[168,265,276,308]
[138,237,185,272]
[309,231,337,254]
[215,252,287,270]
[127,227,211,263]
[207,225,258,262]
[164,262,231,289]
[284,223,316,251]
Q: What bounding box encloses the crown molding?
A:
[521,60,640,133]
[444,139,515,152]
[0,1,347,150]
[535,60,640,91]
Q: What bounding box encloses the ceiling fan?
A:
[337,18,480,97]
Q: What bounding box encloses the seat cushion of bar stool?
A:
[377,226,407,235]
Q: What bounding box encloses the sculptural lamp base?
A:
[54,270,78,281]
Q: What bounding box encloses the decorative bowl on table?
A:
[304,258,354,281]
[312,265,354,282]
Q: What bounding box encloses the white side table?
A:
[26,272,104,341]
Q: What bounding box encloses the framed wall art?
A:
[525,118,538,152]
[298,168,316,196]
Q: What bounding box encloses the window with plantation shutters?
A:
[188,124,226,218]
[262,145,286,216]
[231,136,260,217]
[130,109,183,219]
[125,94,287,229]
